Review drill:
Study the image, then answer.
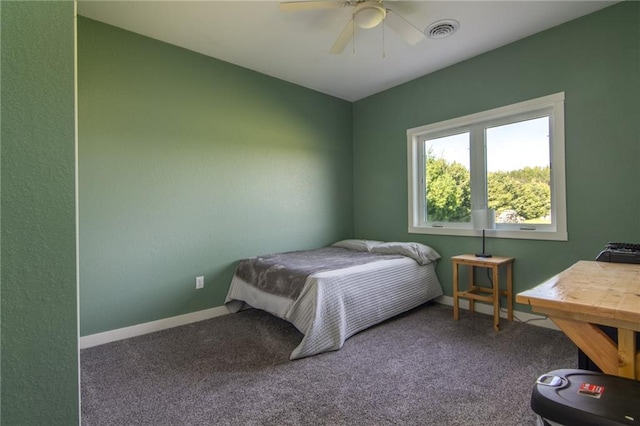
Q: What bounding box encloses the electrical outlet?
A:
[196,276,204,290]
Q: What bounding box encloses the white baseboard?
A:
[434,295,559,331]
[79,305,230,349]
[80,296,558,349]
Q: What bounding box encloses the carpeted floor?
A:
[81,303,577,425]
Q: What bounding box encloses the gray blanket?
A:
[234,247,403,300]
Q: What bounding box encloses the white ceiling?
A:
[78,0,617,102]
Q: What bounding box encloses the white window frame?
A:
[407,92,567,241]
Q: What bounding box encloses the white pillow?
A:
[331,239,383,252]
[371,242,440,265]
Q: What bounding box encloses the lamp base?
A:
[475,253,493,258]
[476,228,492,258]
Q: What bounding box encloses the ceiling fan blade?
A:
[384,9,425,45]
[279,1,343,12]
[329,19,354,54]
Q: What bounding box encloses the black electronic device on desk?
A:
[595,242,640,264]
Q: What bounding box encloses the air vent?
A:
[425,19,459,39]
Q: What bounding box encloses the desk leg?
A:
[551,317,619,375]
[492,265,499,331]
[618,328,638,379]
[453,261,459,321]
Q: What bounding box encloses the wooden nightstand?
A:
[452,254,514,331]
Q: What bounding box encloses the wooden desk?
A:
[516,260,640,380]
[452,254,514,332]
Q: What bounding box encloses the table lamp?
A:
[472,208,495,258]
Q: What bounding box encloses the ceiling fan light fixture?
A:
[353,4,386,29]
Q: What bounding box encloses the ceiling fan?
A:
[280,0,425,54]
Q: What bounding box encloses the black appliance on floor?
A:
[531,369,640,426]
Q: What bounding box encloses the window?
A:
[407,92,567,241]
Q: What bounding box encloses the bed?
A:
[225,240,443,359]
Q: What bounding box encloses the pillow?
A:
[371,242,440,265]
[331,239,383,252]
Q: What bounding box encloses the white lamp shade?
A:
[472,208,495,230]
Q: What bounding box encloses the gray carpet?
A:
[81,303,577,425]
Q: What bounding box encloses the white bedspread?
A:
[225,257,443,359]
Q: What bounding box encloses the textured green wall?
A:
[353,1,640,304]
[1,1,79,424]
[78,18,353,335]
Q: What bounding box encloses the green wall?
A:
[78,18,354,335]
[1,2,636,423]
[353,1,640,304]
[1,1,79,424]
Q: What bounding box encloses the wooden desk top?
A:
[516,260,640,331]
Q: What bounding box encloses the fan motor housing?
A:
[353,3,386,29]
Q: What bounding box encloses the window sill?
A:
[408,226,568,241]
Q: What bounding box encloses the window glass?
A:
[486,117,551,225]
[424,132,470,223]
